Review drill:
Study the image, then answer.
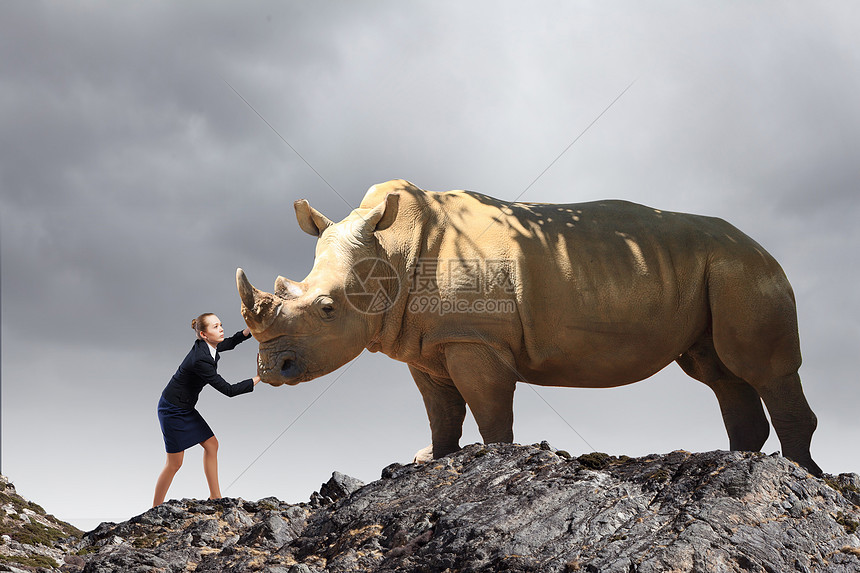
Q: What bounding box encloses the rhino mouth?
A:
[258,337,333,385]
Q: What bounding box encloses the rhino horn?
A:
[236,268,283,332]
[275,275,304,299]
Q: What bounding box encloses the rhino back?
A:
[373,185,778,387]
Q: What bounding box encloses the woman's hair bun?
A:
[191,313,216,339]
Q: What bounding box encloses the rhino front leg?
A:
[408,365,466,459]
[444,343,518,445]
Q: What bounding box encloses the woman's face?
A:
[200,315,225,345]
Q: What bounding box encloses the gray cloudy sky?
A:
[2,2,858,530]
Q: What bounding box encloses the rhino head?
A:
[237,191,401,386]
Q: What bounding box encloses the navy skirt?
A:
[157,395,215,454]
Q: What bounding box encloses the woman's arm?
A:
[217,329,253,352]
[196,359,256,397]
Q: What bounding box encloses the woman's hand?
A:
[243,327,252,337]
[253,375,261,386]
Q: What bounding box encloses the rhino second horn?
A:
[275,276,304,299]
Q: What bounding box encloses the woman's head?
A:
[192,313,225,344]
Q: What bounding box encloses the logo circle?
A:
[345,257,401,315]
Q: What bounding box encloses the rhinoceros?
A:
[237,179,821,476]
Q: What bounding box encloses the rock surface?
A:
[4,443,860,572]
[1,474,83,572]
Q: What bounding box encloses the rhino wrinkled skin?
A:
[237,180,821,476]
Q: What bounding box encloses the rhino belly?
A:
[514,292,709,389]
[517,339,688,389]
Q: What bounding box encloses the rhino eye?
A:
[316,296,335,320]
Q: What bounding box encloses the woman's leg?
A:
[200,436,221,499]
[153,451,184,507]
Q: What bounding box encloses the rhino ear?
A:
[294,199,334,237]
[364,192,400,232]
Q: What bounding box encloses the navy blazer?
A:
[161,330,255,410]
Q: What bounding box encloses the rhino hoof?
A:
[413,444,434,464]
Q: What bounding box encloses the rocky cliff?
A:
[1,474,83,571]
[4,443,860,572]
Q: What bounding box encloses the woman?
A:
[153,313,260,507]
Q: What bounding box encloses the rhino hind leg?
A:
[753,373,821,476]
[677,336,770,452]
[705,266,822,476]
